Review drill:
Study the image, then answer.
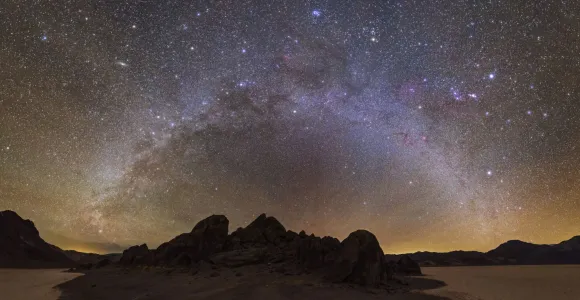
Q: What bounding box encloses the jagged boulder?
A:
[296,235,341,268]
[119,244,151,265]
[191,214,229,241]
[397,255,422,275]
[228,214,287,248]
[327,230,386,286]
[154,215,229,266]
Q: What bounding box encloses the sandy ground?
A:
[54,265,447,300]
[422,265,580,300]
[4,265,579,299]
[0,269,82,300]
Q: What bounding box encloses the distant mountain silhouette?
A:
[0,210,74,268]
[64,250,122,265]
[385,236,580,266]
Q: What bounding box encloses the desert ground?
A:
[1,265,580,299]
[423,265,580,300]
[54,264,446,300]
[0,269,82,300]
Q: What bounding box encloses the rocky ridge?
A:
[385,236,580,267]
[0,210,74,268]
[116,213,420,287]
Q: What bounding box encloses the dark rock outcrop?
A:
[327,230,387,286]
[0,210,74,268]
[209,248,267,267]
[119,244,151,265]
[115,214,403,287]
[296,235,340,269]
[153,215,229,266]
[227,214,288,249]
[95,258,111,269]
[396,255,422,275]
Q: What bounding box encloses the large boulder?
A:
[154,215,229,266]
[397,255,422,275]
[119,244,151,265]
[327,230,386,286]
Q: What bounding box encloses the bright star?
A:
[489,73,495,79]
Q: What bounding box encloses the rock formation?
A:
[0,210,74,268]
[396,255,422,275]
[153,214,229,266]
[118,213,400,287]
[119,244,152,265]
[327,230,388,286]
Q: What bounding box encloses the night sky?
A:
[1,0,580,254]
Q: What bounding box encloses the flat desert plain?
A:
[0,269,82,300]
[423,265,580,300]
[1,265,580,299]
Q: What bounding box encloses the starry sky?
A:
[1,0,580,254]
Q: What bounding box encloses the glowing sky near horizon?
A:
[1,0,580,254]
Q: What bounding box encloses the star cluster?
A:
[1,0,579,254]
